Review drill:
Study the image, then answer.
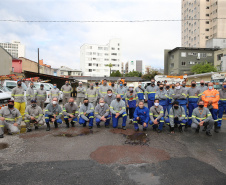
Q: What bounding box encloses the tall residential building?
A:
[125,60,143,73]
[0,41,25,58]
[181,0,226,48]
[80,39,121,77]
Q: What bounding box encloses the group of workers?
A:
[0,78,225,138]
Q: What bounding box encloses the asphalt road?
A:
[0,117,226,185]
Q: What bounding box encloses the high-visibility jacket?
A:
[201,89,219,109]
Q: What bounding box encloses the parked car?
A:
[0,89,11,106]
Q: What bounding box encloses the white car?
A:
[0,89,11,105]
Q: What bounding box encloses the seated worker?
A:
[63,98,79,128]
[45,97,63,131]
[110,94,127,130]
[133,101,149,131]
[95,98,111,128]
[149,99,164,133]
[191,100,214,136]
[165,101,186,133]
[24,99,44,132]
[79,98,94,129]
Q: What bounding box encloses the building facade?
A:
[164,47,218,75]
[206,38,226,48]
[0,41,25,58]
[125,60,143,73]
[80,39,121,77]
[214,48,226,71]
[181,0,226,48]
[59,66,82,77]
[0,46,12,75]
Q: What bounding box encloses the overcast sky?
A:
[0,0,181,70]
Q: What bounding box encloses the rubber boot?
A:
[214,122,219,133]
[46,123,50,131]
[54,121,58,128]
[65,120,69,128]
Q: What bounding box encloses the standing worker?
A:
[125,84,138,124]
[50,84,60,101]
[217,81,226,131]
[155,83,168,116]
[165,83,174,115]
[61,81,72,105]
[99,79,109,98]
[35,84,47,109]
[26,82,35,106]
[135,82,145,102]
[145,79,158,109]
[104,89,116,106]
[201,82,220,133]
[76,81,86,107]
[85,83,98,107]
[116,81,127,101]
[187,80,200,127]
[0,99,22,138]
[11,80,26,117]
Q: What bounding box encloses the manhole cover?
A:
[125,132,149,146]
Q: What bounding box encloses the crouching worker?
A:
[165,101,186,133]
[45,97,63,131]
[79,98,94,129]
[133,101,149,131]
[0,99,22,138]
[110,94,127,130]
[95,98,111,128]
[24,99,44,132]
[63,98,79,128]
[149,99,164,133]
[191,100,214,136]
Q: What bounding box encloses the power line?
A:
[0,18,226,23]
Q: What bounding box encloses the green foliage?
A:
[110,70,122,77]
[125,71,142,77]
[142,70,160,80]
[191,62,217,74]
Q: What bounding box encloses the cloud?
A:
[0,0,181,70]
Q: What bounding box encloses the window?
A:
[206,21,209,24]
[111,47,115,50]
[205,29,209,31]
[205,36,209,39]
[93,58,96,60]
[88,63,92,66]
[104,47,108,50]
[93,52,96,55]
[104,59,109,61]
[181,62,186,66]
[206,14,209,16]
[170,55,174,59]
[217,54,223,61]
[111,59,117,61]
[189,61,195,64]
[89,69,92,72]
[105,53,108,56]
[98,47,103,50]
[170,63,174,67]
[12,67,14,72]
[111,53,117,55]
[200,53,207,58]
[181,52,186,57]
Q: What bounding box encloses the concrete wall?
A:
[20,57,38,73]
[0,47,12,75]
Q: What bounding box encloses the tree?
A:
[106,63,113,76]
[142,70,160,81]
[125,70,142,77]
[191,62,217,74]
[110,70,122,77]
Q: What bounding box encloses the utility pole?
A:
[38,48,40,74]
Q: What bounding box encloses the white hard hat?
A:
[129,84,134,87]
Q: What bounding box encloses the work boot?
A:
[153,127,157,131]
[214,123,219,133]
[35,126,39,130]
[89,126,93,129]
[135,128,139,132]
[195,126,200,133]
[206,131,212,136]
[202,126,207,132]
[178,125,183,133]
[129,119,133,124]
[46,123,50,131]
[97,124,100,128]
[143,128,147,131]
[83,123,86,127]
[122,126,126,130]
[105,125,109,128]
[54,122,58,128]
[71,122,75,127]
[65,120,69,128]
[27,128,32,132]
[157,129,162,133]
[0,134,4,138]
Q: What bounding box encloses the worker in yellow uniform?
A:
[11,80,26,117]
